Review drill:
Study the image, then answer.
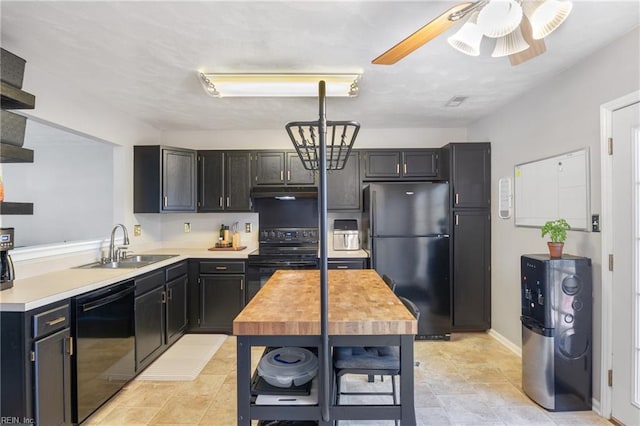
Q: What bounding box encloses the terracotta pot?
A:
[547,242,564,258]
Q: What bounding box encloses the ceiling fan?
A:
[372,0,573,66]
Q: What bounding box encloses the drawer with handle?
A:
[33,303,70,339]
[200,260,245,274]
[328,259,367,270]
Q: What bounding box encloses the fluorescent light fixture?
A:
[198,73,361,98]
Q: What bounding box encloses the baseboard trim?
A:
[487,329,522,357]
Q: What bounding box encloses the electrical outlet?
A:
[591,214,600,232]
[245,222,252,233]
[133,224,142,237]
[184,222,191,233]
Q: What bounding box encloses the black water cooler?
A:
[521,254,592,411]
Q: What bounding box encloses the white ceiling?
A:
[1,1,638,132]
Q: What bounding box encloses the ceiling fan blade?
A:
[509,16,546,66]
[372,2,475,65]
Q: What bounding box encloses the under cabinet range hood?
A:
[250,186,318,200]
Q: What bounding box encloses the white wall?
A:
[160,128,467,150]
[468,27,640,404]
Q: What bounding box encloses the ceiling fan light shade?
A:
[523,0,573,39]
[492,26,530,57]
[198,73,361,97]
[477,0,523,38]
[447,14,483,56]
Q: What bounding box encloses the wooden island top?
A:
[233,269,417,336]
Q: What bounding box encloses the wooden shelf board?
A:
[0,202,34,215]
[0,82,35,109]
[0,143,34,163]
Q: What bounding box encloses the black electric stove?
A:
[246,227,319,302]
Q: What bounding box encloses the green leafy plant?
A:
[541,219,571,243]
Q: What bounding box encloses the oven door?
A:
[246,258,319,303]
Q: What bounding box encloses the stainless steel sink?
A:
[77,254,178,269]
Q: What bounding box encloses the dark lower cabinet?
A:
[200,274,244,332]
[134,262,189,371]
[34,328,72,425]
[452,210,491,330]
[0,300,72,425]
[135,285,165,371]
[328,258,368,269]
[166,275,188,345]
[189,259,246,334]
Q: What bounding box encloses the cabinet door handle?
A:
[280,170,284,181]
[336,265,348,269]
[404,163,407,175]
[455,214,459,226]
[215,266,228,270]
[163,196,168,207]
[46,316,66,326]
[396,163,400,174]
[67,336,74,356]
[168,288,173,301]
[240,279,244,291]
[219,197,223,207]
[226,197,230,207]
[455,193,459,205]
[287,170,291,181]
[161,291,167,304]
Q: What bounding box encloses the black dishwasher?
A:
[72,280,135,423]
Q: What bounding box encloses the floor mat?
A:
[136,334,226,381]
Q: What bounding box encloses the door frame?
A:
[599,89,640,418]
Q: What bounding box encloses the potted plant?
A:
[541,218,570,258]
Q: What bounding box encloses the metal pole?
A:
[318,80,330,422]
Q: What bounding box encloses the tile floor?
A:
[84,332,611,426]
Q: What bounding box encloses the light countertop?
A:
[0,247,369,312]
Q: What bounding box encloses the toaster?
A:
[333,219,359,251]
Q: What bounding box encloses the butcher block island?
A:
[233,269,418,425]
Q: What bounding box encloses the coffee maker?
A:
[1,228,16,290]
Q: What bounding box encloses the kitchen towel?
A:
[136,334,226,381]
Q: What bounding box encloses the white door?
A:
[611,101,640,426]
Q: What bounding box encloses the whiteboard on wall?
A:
[514,148,590,230]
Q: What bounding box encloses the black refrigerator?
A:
[363,182,451,339]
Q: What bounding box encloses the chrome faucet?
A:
[109,224,130,262]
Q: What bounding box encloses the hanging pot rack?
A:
[286,81,360,421]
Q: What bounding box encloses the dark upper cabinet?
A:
[328,151,361,211]
[198,151,252,212]
[226,152,253,210]
[198,151,224,211]
[362,149,439,180]
[441,142,491,209]
[451,210,491,330]
[254,151,315,186]
[134,145,197,213]
[286,151,315,185]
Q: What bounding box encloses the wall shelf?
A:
[1,143,34,163]
[0,82,35,109]
[0,202,34,215]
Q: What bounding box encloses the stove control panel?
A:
[259,228,318,243]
